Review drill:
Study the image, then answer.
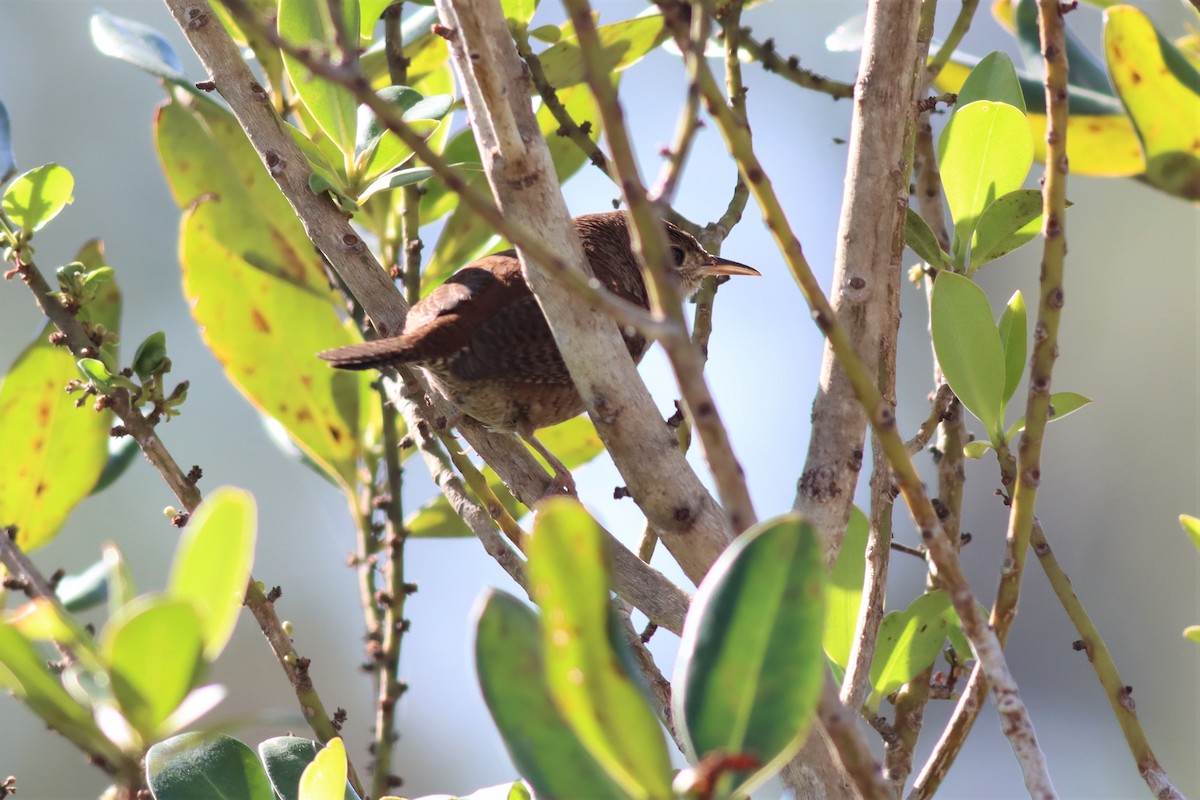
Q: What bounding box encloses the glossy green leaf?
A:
[938,101,1033,265]
[56,558,111,613]
[903,208,948,268]
[955,51,1026,113]
[168,487,256,661]
[528,498,672,799]
[357,166,436,202]
[473,590,624,800]
[132,331,169,379]
[997,290,1026,408]
[969,189,1044,270]
[824,507,869,670]
[0,330,112,550]
[1010,0,1114,95]
[155,94,329,293]
[180,214,367,488]
[78,357,115,389]
[91,437,139,496]
[298,737,347,800]
[0,99,14,183]
[0,624,106,751]
[279,0,360,157]
[1004,392,1092,440]
[359,0,395,39]
[260,736,358,800]
[147,732,275,800]
[935,58,1144,177]
[100,597,204,738]
[1105,6,1200,200]
[675,514,824,795]
[1181,515,1200,551]
[868,590,953,711]
[930,271,1006,440]
[538,13,667,89]
[2,163,74,233]
[90,10,187,85]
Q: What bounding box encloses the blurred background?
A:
[1,0,1196,797]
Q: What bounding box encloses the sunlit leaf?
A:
[2,163,74,233]
[0,330,111,550]
[1004,392,1092,440]
[955,51,1026,113]
[537,13,668,89]
[260,736,358,800]
[868,590,953,712]
[169,487,257,660]
[180,214,367,488]
[997,290,1026,408]
[938,101,1034,266]
[473,590,624,800]
[903,208,948,268]
[930,272,1006,441]
[970,189,1045,270]
[1180,515,1200,551]
[824,507,869,670]
[528,498,672,798]
[100,597,205,739]
[1105,6,1200,200]
[279,0,360,157]
[298,737,347,800]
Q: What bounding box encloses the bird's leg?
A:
[520,432,577,498]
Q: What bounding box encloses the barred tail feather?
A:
[317,338,413,370]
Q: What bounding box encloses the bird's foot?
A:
[521,432,577,499]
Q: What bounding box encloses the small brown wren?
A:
[318,211,759,491]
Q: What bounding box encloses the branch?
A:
[737,32,855,100]
[560,0,758,537]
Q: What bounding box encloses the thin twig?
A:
[737,32,855,100]
[926,0,982,82]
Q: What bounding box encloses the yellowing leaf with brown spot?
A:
[0,330,111,550]
[181,212,368,489]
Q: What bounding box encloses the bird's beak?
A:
[699,254,761,278]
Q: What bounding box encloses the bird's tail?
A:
[317,338,414,370]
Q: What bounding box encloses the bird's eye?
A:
[670,246,686,266]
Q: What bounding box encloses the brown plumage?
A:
[319,211,759,491]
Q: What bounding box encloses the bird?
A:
[318,211,759,493]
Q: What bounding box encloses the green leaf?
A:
[260,737,358,800]
[1004,392,1092,440]
[824,507,869,670]
[132,331,169,379]
[938,102,1034,266]
[501,0,539,30]
[90,10,187,85]
[1180,515,1200,551]
[955,51,1026,113]
[528,498,672,799]
[353,88,447,187]
[155,94,329,293]
[100,597,205,739]
[867,590,953,712]
[1184,626,1200,644]
[963,440,993,459]
[538,13,668,89]
[969,189,1045,270]
[674,514,824,795]
[934,58,1143,178]
[0,99,14,183]
[359,0,396,39]
[1105,6,1200,200]
[997,290,1026,408]
[930,271,1007,441]
[168,487,257,661]
[56,558,111,613]
[473,590,625,800]
[1011,0,1115,96]
[180,213,368,489]
[0,330,112,550]
[357,166,436,203]
[78,357,115,390]
[279,0,360,158]
[903,208,948,267]
[73,238,123,372]
[0,624,99,737]
[147,732,276,800]
[2,163,74,233]
[298,737,347,800]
